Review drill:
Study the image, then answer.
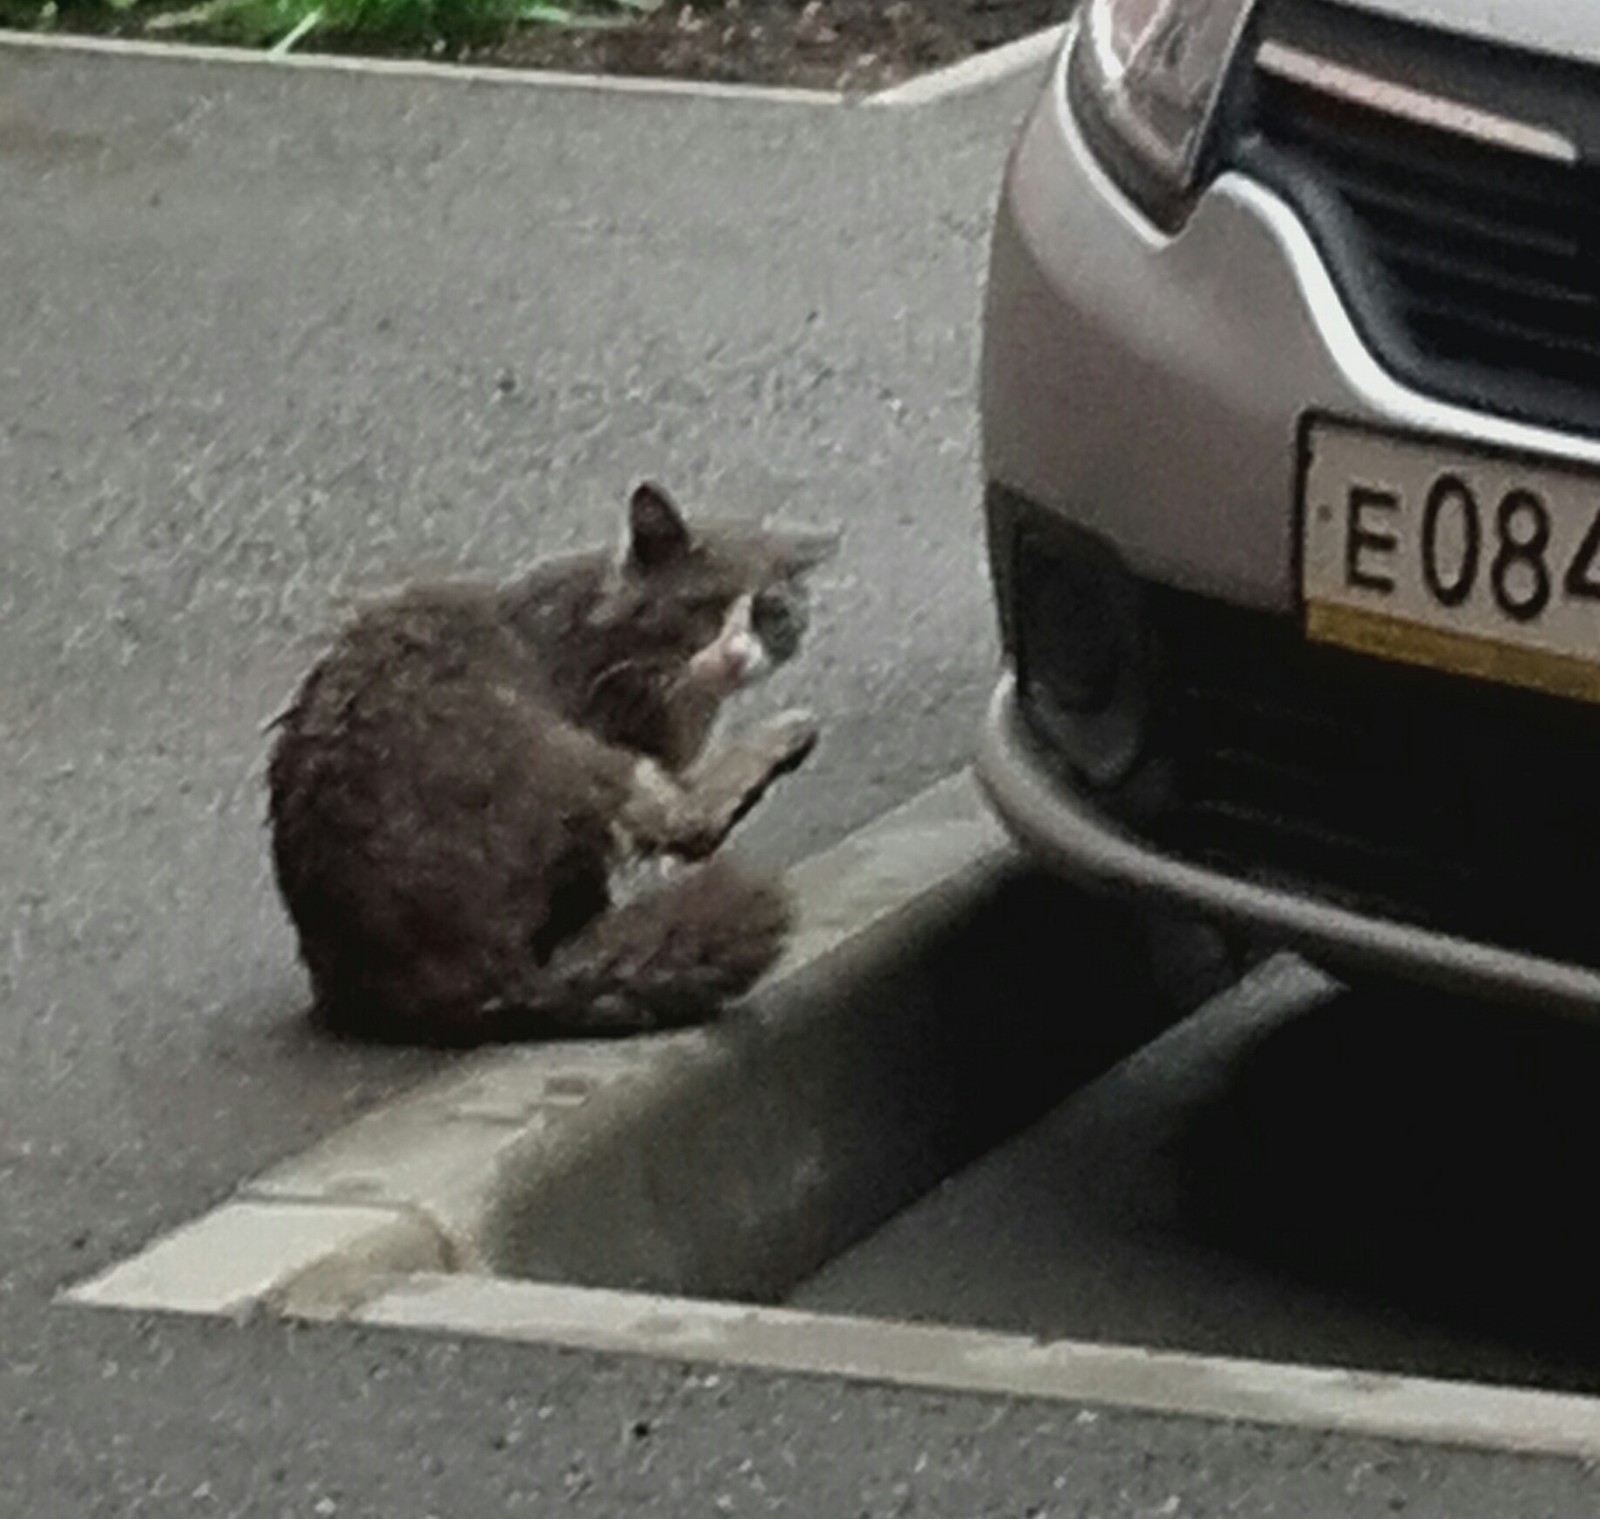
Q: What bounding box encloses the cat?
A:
[266,481,836,1046]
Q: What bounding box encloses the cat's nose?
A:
[690,631,765,693]
[727,632,763,683]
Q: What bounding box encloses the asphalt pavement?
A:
[5,38,1600,1518]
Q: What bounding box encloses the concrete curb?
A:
[0,21,1063,108]
[63,772,1027,1312]
[0,26,842,103]
[332,1274,1600,1464]
[862,25,1065,107]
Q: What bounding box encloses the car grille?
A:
[1129,588,1600,969]
[1233,0,1600,437]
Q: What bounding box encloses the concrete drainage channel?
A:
[65,773,1600,1463]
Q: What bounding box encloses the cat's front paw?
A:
[761,708,821,776]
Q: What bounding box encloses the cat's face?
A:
[595,482,837,696]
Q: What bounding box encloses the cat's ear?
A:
[779,525,842,577]
[627,482,692,572]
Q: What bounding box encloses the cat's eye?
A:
[755,583,805,619]
[753,584,806,662]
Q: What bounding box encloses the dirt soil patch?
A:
[455,0,1065,92]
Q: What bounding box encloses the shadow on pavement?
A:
[1177,977,1600,1391]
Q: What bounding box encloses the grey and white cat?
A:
[267,482,836,1046]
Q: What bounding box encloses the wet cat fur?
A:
[267,482,835,1046]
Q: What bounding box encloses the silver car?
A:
[977,0,1600,1012]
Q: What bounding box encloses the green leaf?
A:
[269,5,322,51]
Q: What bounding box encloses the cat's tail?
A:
[491,858,793,1037]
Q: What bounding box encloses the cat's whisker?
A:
[585,657,647,704]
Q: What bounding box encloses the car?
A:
[975,0,1600,1014]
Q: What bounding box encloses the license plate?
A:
[1300,417,1600,705]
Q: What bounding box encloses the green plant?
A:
[0,0,659,49]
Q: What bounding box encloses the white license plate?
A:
[1300,417,1600,704]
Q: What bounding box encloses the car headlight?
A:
[1071,0,1258,226]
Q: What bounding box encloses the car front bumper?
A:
[978,675,1600,1015]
